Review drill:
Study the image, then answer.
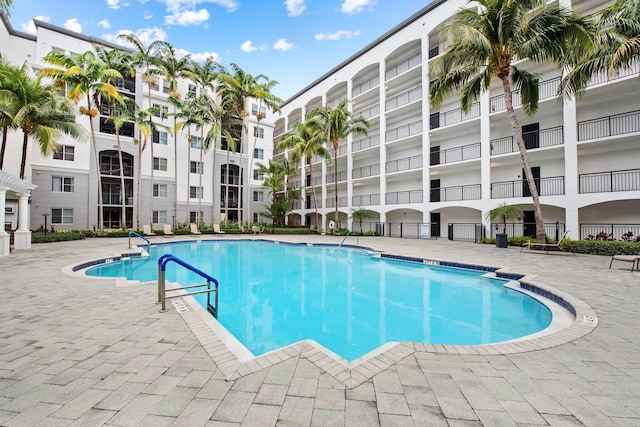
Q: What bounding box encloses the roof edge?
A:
[0,13,37,41]
[33,19,133,52]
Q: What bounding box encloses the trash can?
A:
[496,233,508,248]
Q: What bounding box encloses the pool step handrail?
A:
[338,231,352,247]
[157,254,219,317]
[128,231,150,251]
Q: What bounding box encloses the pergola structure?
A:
[0,170,37,256]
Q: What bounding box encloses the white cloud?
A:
[240,40,267,53]
[159,0,239,13]
[103,26,168,45]
[340,0,376,15]
[165,8,210,26]
[98,19,111,29]
[143,9,153,19]
[63,18,83,33]
[314,29,361,41]
[20,15,50,34]
[273,38,294,51]
[285,0,305,17]
[106,0,120,9]
[175,47,220,63]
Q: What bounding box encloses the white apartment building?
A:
[271,0,640,241]
[0,16,273,235]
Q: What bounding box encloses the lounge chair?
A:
[252,225,264,235]
[190,223,201,235]
[163,224,174,236]
[609,255,640,271]
[213,224,225,234]
[521,230,575,255]
[142,224,155,236]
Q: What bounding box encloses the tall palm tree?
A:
[308,99,369,227]
[0,68,83,178]
[278,120,330,227]
[429,0,593,244]
[0,0,13,16]
[256,159,287,226]
[39,49,123,230]
[0,57,21,169]
[217,63,282,223]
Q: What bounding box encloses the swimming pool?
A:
[85,240,552,361]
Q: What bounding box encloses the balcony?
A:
[355,104,380,120]
[98,103,134,118]
[386,120,422,143]
[430,102,480,129]
[385,53,421,81]
[430,184,481,202]
[326,197,348,208]
[328,144,348,158]
[386,155,422,173]
[352,76,380,97]
[489,77,560,113]
[353,163,380,179]
[579,168,640,193]
[114,78,136,94]
[428,45,440,59]
[491,126,563,155]
[431,142,480,165]
[102,193,133,205]
[353,193,380,206]
[577,110,640,141]
[326,170,348,184]
[353,134,380,152]
[586,59,640,88]
[221,175,241,185]
[385,87,422,111]
[491,176,565,198]
[386,190,423,205]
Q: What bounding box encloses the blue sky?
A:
[8,0,434,100]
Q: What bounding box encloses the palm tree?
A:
[429,0,593,244]
[0,0,13,16]
[486,202,524,234]
[0,57,21,169]
[307,99,369,226]
[257,159,287,227]
[39,49,123,230]
[0,67,83,179]
[277,120,329,227]
[351,207,374,233]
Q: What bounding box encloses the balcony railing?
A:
[353,163,380,179]
[489,222,565,239]
[326,196,348,208]
[102,193,133,205]
[577,110,640,141]
[352,76,380,97]
[386,87,422,111]
[328,144,347,158]
[273,127,286,138]
[98,103,134,118]
[353,193,380,206]
[489,77,560,112]
[491,126,564,155]
[353,134,380,152]
[221,175,241,185]
[586,59,640,87]
[327,94,347,107]
[355,104,380,120]
[292,201,302,209]
[306,175,323,186]
[114,78,136,93]
[579,168,640,193]
[491,176,565,198]
[431,142,480,165]
[386,190,423,204]
[386,120,422,143]
[385,53,422,81]
[326,170,348,183]
[386,155,423,173]
[428,45,440,59]
[580,223,640,240]
[430,102,480,129]
[430,184,481,202]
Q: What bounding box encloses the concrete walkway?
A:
[0,235,638,426]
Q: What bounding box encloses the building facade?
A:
[271,0,640,240]
[0,17,273,232]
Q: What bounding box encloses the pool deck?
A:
[0,234,638,426]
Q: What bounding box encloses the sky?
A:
[7,0,435,101]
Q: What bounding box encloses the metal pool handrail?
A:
[338,231,352,247]
[128,231,150,251]
[157,254,219,317]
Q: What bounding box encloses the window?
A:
[253,213,259,223]
[188,84,196,96]
[153,131,168,145]
[153,157,167,171]
[153,184,167,197]
[53,145,74,161]
[190,186,203,199]
[51,208,73,224]
[253,170,264,181]
[152,103,168,118]
[149,79,159,91]
[52,176,74,193]
[162,80,170,94]
[153,210,167,224]
[253,127,264,139]
[251,103,266,117]
[190,211,202,223]
[190,136,202,149]
[253,148,264,159]
[253,191,264,202]
[190,161,203,174]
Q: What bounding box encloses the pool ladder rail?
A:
[338,231,352,247]
[128,231,150,252]
[157,254,219,318]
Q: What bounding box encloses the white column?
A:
[13,192,31,250]
[0,188,9,256]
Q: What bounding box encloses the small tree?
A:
[486,203,523,234]
[351,207,373,233]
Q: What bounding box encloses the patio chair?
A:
[142,224,155,236]
[521,230,575,255]
[190,223,201,235]
[163,224,174,236]
[213,224,226,234]
[609,254,640,271]
[252,225,263,235]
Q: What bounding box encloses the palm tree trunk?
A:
[149,130,155,227]
[501,76,546,244]
[186,126,191,224]
[116,130,126,229]
[309,159,319,227]
[173,110,178,229]
[333,142,339,228]
[87,95,104,231]
[198,127,204,224]
[136,130,142,229]
[0,126,8,169]
[19,131,28,179]
[225,149,230,227]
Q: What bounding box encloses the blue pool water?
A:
[86,240,552,361]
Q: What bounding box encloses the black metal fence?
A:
[580,224,640,241]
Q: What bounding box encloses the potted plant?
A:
[486,203,523,248]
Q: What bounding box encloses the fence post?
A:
[555,222,559,242]
[448,224,454,240]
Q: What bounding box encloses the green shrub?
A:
[31,231,86,243]
[564,240,640,256]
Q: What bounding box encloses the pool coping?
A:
[66,239,599,389]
